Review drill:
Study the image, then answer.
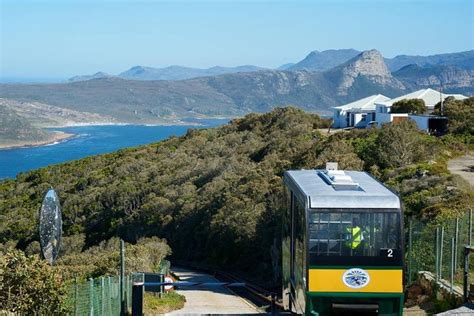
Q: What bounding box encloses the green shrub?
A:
[391,98,427,114]
[0,249,69,314]
[377,120,427,168]
[433,97,474,135]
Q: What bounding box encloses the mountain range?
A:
[68,65,265,82]
[67,49,474,82]
[288,49,474,72]
[1,49,473,125]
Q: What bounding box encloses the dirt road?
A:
[166,268,262,315]
[448,154,474,188]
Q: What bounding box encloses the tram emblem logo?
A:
[342,268,370,289]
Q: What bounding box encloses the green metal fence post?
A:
[159,274,164,298]
[450,237,454,293]
[408,219,413,284]
[89,278,94,316]
[435,227,440,282]
[469,209,473,246]
[455,218,459,270]
[101,277,105,315]
[74,277,78,316]
[120,239,125,316]
[125,275,130,314]
[463,246,473,302]
[107,276,112,314]
[439,226,444,279]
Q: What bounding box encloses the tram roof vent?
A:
[318,164,360,190]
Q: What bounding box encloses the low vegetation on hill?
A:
[0,105,49,145]
[0,105,472,289]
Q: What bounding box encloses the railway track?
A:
[173,261,285,313]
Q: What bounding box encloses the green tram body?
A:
[282,169,405,316]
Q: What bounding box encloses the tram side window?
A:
[294,198,306,283]
[309,211,401,259]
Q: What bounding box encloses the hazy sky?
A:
[1,0,473,79]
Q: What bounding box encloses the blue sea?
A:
[0,119,229,180]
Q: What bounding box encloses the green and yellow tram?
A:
[282,166,404,315]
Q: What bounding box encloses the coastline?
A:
[0,131,76,150]
[0,117,233,150]
[42,116,235,128]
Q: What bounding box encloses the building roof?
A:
[284,170,401,209]
[376,88,467,108]
[333,94,390,112]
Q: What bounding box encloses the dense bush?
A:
[433,96,474,135]
[391,98,427,114]
[376,120,429,168]
[0,249,69,314]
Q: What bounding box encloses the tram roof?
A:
[284,170,400,209]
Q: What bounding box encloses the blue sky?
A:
[1,0,473,80]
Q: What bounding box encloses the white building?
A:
[332,94,390,128]
[374,88,467,128]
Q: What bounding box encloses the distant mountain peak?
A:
[68,71,113,83]
[340,49,391,77]
[118,64,264,81]
[329,49,405,95]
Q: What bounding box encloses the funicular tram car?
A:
[282,166,404,316]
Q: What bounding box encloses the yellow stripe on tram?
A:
[308,269,403,293]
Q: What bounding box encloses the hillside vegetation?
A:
[0,106,472,283]
[0,105,49,145]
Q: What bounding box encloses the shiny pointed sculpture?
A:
[39,189,62,265]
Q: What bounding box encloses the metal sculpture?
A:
[39,189,62,265]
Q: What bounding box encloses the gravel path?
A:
[448,154,474,188]
[166,268,262,315]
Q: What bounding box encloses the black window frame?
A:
[307,208,404,267]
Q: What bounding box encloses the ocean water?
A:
[0,119,229,180]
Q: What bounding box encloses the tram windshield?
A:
[309,210,402,265]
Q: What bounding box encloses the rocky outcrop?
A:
[326,49,406,96]
[394,64,474,92]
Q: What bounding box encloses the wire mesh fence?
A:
[68,275,132,316]
[406,209,473,292]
